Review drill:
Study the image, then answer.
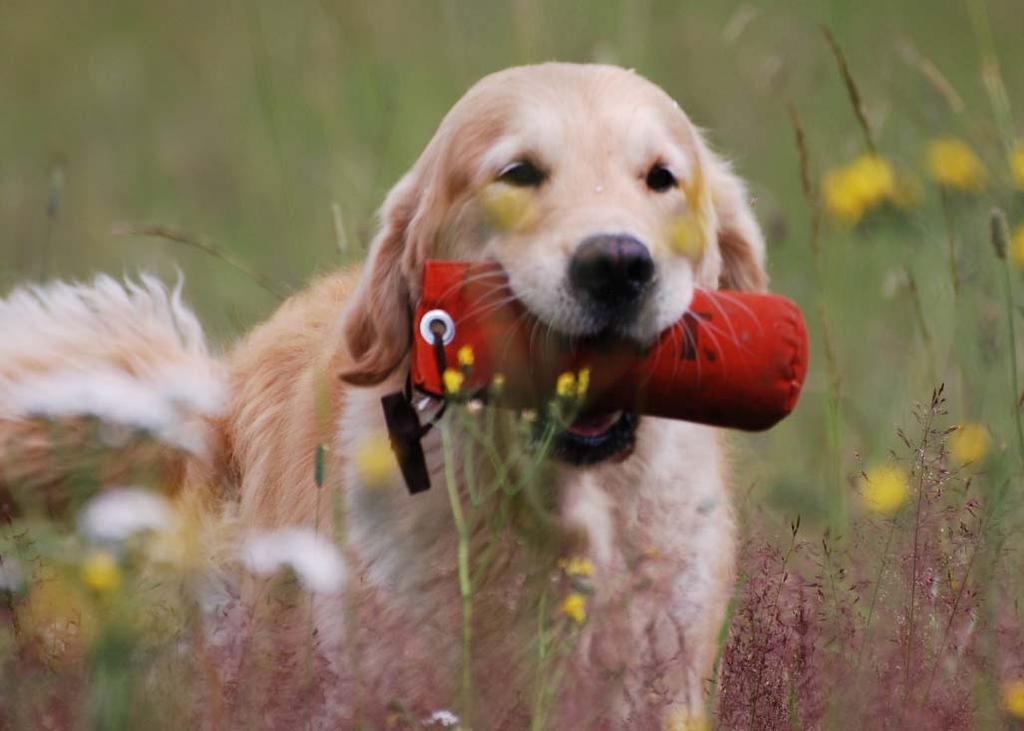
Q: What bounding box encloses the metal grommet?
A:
[419,309,456,346]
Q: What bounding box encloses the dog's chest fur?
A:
[321,386,736,727]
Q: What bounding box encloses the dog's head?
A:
[340,63,766,463]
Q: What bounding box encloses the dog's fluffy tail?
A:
[0,274,227,511]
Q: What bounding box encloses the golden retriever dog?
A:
[0,63,766,728]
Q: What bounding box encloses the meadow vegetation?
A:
[2,1,1024,727]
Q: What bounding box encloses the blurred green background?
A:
[3,0,1022,525]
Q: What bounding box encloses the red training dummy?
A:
[411,260,808,432]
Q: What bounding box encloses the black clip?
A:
[381,391,431,494]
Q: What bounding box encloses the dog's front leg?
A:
[556,420,736,728]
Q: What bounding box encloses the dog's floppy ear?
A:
[699,141,768,292]
[339,172,422,386]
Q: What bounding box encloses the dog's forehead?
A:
[448,64,695,174]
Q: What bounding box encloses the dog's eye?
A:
[498,160,546,188]
[645,164,677,192]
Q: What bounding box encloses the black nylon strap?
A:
[381,328,449,494]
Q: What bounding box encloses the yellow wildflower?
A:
[81,552,121,593]
[354,432,398,487]
[823,154,895,225]
[668,212,706,259]
[576,368,591,399]
[1011,142,1024,190]
[480,184,538,230]
[823,170,866,224]
[848,154,895,199]
[860,464,910,516]
[926,137,986,191]
[560,592,587,625]
[1003,679,1024,718]
[456,345,475,367]
[950,422,991,465]
[555,371,577,398]
[559,556,594,578]
[1012,225,1024,269]
[443,368,464,394]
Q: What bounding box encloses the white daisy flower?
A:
[423,709,460,727]
[0,274,227,457]
[78,487,175,543]
[0,556,23,592]
[241,527,347,595]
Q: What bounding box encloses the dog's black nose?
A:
[569,234,655,307]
